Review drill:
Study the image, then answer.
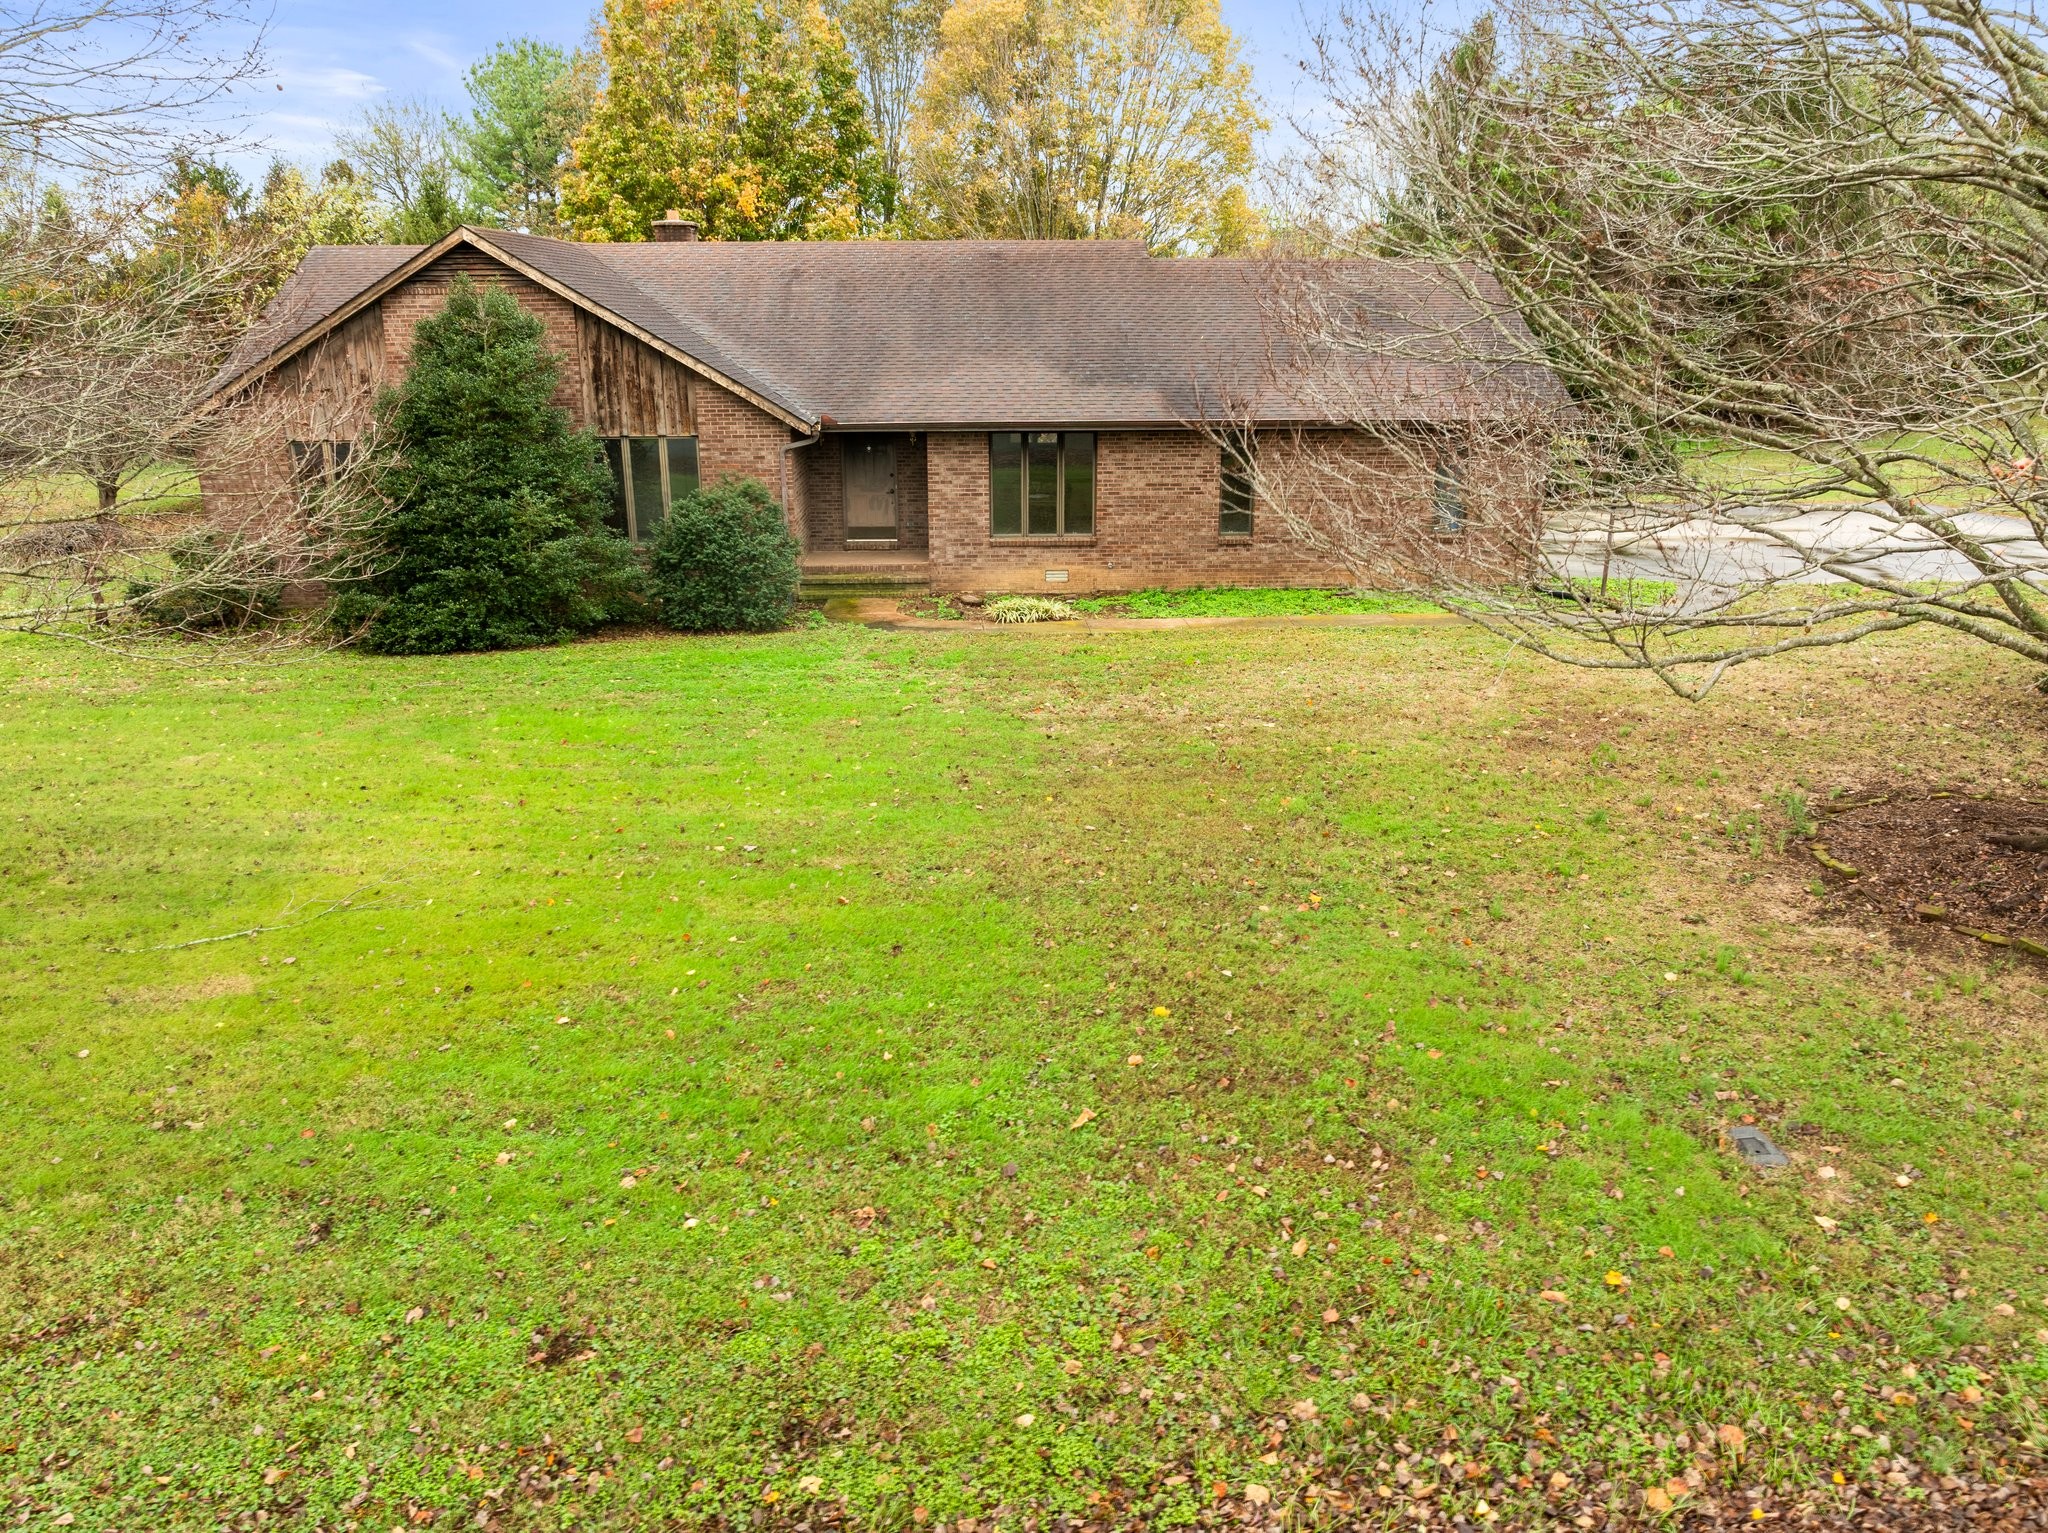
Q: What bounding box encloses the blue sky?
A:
[246,0,1332,169]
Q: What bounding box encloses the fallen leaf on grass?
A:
[1069,1108,1097,1130]
[1538,1290,1569,1304]
[1244,1484,1271,1506]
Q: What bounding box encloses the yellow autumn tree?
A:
[905,0,1263,252]
[561,0,887,242]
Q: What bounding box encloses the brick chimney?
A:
[651,209,700,243]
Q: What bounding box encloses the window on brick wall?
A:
[1432,448,1468,535]
[287,440,354,505]
[990,431,1094,535]
[602,435,700,541]
[1219,431,1254,536]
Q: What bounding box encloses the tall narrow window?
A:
[601,435,700,541]
[990,432,1023,535]
[1063,432,1095,534]
[1433,450,1467,535]
[989,431,1095,535]
[602,439,629,536]
[1219,431,1254,536]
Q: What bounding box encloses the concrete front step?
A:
[798,555,933,598]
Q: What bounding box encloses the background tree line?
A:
[166,0,1266,266]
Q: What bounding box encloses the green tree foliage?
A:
[648,478,801,632]
[561,0,887,241]
[907,0,1264,251]
[455,39,595,234]
[157,156,376,300]
[341,279,643,654]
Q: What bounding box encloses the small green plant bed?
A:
[985,594,1077,623]
[1069,585,1439,618]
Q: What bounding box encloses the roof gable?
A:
[201,227,814,429]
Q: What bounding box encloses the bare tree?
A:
[334,97,466,241]
[0,180,389,638]
[0,0,387,645]
[1252,0,2048,697]
[826,0,946,218]
[0,0,264,172]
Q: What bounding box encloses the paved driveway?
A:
[1543,506,2048,588]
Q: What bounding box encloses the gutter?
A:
[780,413,830,529]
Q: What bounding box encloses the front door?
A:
[843,440,898,541]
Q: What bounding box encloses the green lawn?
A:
[1067,588,1440,619]
[3,622,2045,1531]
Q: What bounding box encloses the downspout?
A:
[781,413,830,545]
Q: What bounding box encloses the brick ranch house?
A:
[199,221,1566,595]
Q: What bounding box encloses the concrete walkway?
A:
[818,596,1465,631]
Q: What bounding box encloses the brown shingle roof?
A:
[211,244,421,392]
[210,229,1568,430]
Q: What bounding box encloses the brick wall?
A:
[926,429,1351,593]
[924,427,1539,593]
[695,386,791,494]
[380,250,586,417]
[797,439,842,546]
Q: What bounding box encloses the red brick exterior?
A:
[926,430,1365,594]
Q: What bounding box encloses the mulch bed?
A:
[1802,789,2048,955]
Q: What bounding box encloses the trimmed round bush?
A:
[648,478,801,632]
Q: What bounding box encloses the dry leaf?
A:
[1069,1108,1097,1130]
[1244,1484,1271,1506]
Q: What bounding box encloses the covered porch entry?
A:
[797,431,930,555]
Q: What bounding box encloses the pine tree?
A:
[341,278,642,654]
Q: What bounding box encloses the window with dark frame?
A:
[1433,450,1468,535]
[1219,431,1254,536]
[990,431,1094,536]
[601,435,700,542]
[287,439,355,502]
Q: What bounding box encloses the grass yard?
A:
[1065,589,1440,619]
[3,620,2046,1531]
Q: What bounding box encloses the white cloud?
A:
[400,31,466,80]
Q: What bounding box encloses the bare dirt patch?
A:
[1803,788,2048,950]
